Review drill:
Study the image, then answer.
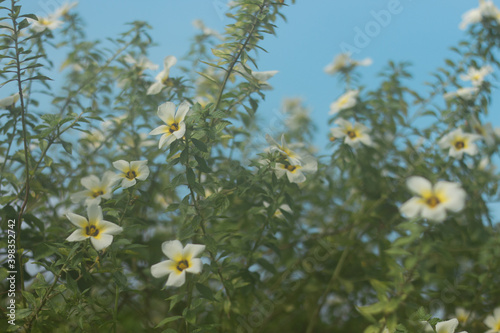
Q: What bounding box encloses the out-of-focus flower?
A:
[435,318,467,333]
[70,171,116,206]
[438,128,482,159]
[66,204,123,251]
[147,55,177,95]
[0,93,20,108]
[443,87,479,101]
[329,90,359,114]
[470,117,497,146]
[272,155,317,184]
[149,101,190,149]
[400,176,466,222]
[249,70,278,90]
[54,1,78,17]
[151,240,205,287]
[123,54,158,72]
[330,118,372,147]
[324,53,372,75]
[460,65,493,86]
[265,134,302,165]
[29,14,63,32]
[460,0,500,29]
[455,307,474,326]
[192,19,223,39]
[263,201,292,219]
[484,307,500,333]
[112,160,149,189]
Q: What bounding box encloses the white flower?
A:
[54,1,78,17]
[0,93,20,108]
[460,65,493,86]
[470,117,497,146]
[29,15,63,32]
[329,90,359,114]
[400,176,466,222]
[123,53,158,72]
[263,201,292,219]
[249,70,278,90]
[456,307,474,325]
[151,240,205,287]
[460,0,500,29]
[485,307,500,333]
[443,87,479,101]
[265,134,302,165]
[435,318,467,333]
[330,118,372,147]
[438,128,482,159]
[272,155,317,184]
[149,101,190,148]
[66,204,123,251]
[324,53,372,75]
[70,171,116,206]
[192,19,223,39]
[147,55,177,95]
[112,160,149,189]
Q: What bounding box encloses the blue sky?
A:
[21,0,498,141]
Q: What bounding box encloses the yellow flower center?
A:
[176,259,189,272]
[346,130,357,139]
[454,140,465,150]
[284,164,297,172]
[92,189,104,198]
[39,18,52,26]
[495,321,500,331]
[169,123,179,133]
[472,74,481,82]
[338,96,349,107]
[162,77,174,87]
[425,196,441,208]
[85,224,99,237]
[125,170,137,180]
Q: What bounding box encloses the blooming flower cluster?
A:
[28,1,78,33]
[149,101,190,148]
[330,118,372,148]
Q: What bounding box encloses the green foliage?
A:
[0,0,499,332]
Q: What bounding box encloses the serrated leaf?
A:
[191,138,208,152]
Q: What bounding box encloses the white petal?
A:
[120,178,136,189]
[175,102,191,122]
[91,234,114,251]
[98,220,123,235]
[172,122,186,139]
[147,82,164,95]
[331,127,346,138]
[81,175,100,190]
[70,190,89,203]
[166,270,186,287]
[66,212,88,228]
[151,260,175,278]
[158,102,176,124]
[400,197,423,218]
[150,125,169,136]
[113,160,130,172]
[162,240,184,259]
[66,229,87,242]
[87,204,102,223]
[183,244,206,259]
[136,164,150,181]
[164,55,177,69]
[287,170,306,183]
[185,258,203,274]
[435,318,458,333]
[421,205,447,222]
[159,133,176,148]
[406,176,432,196]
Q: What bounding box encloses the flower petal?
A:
[166,270,186,287]
[151,260,176,278]
[400,197,423,219]
[66,212,88,228]
[158,102,176,124]
[112,160,130,172]
[91,234,114,251]
[183,244,206,259]
[175,102,190,122]
[435,318,458,333]
[162,240,184,260]
[185,258,203,274]
[87,204,103,224]
[406,176,432,196]
[66,229,87,242]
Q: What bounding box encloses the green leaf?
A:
[194,155,211,173]
[191,138,208,152]
[155,316,183,328]
[196,283,215,301]
[186,167,196,186]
